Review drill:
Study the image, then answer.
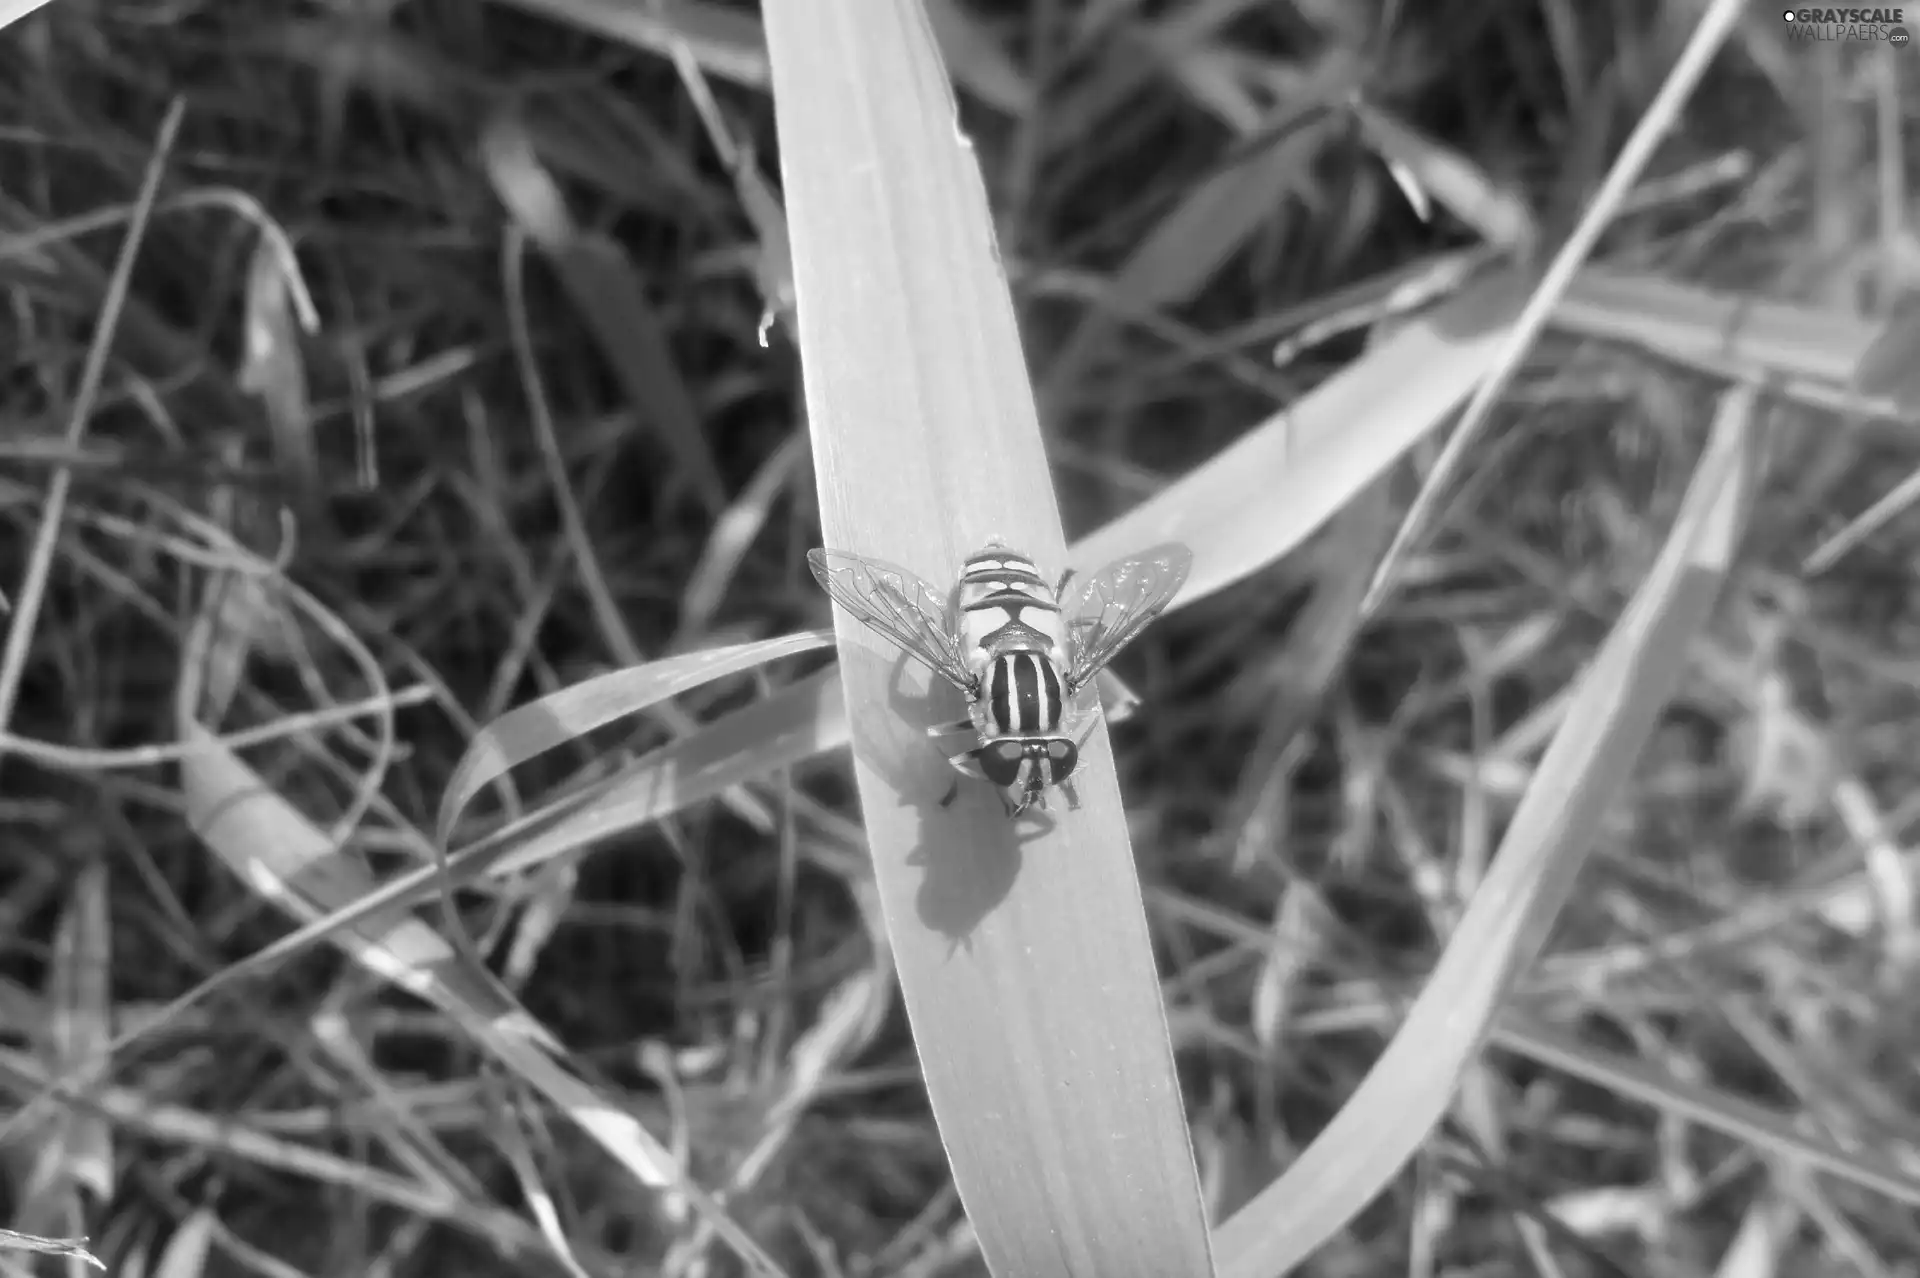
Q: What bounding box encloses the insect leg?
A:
[926,716,975,738]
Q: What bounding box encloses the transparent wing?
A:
[807,548,976,693]
[1063,543,1193,692]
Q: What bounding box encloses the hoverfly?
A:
[808,537,1193,817]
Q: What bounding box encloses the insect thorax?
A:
[958,585,1068,660]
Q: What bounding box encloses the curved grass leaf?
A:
[179,722,787,1275]
[1070,273,1526,607]
[181,721,558,1049]
[1213,383,1759,1276]
[435,629,833,851]
[475,663,848,881]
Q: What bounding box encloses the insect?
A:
[808,537,1193,817]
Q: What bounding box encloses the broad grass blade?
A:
[763,3,1214,1274]
[1214,383,1760,1277]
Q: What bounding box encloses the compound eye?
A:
[1047,740,1077,777]
[978,742,1026,786]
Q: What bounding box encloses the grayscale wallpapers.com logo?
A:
[1783,8,1912,42]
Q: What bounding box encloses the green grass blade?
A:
[763,3,1213,1273]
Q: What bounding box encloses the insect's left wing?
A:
[1062,543,1193,692]
[807,548,977,694]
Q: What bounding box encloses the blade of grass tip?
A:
[0,1229,103,1272]
[45,861,113,1201]
[675,434,811,644]
[475,656,847,880]
[237,227,322,521]
[649,11,797,342]
[482,108,728,516]
[434,630,834,851]
[1043,88,1343,404]
[0,99,182,788]
[1360,0,1749,617]
[1215,382,1759,1278]
[1069,273,1526,608]
[1349,98,1538,255]
[763,5,1212,1276]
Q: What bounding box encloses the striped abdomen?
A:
[984,650,1066,736]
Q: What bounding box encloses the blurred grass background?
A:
[5,1,1920,1275]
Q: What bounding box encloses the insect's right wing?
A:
[1062,543,1194,692]
[807,549,977,694]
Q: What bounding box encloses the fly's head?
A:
[975,736,1078,815]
